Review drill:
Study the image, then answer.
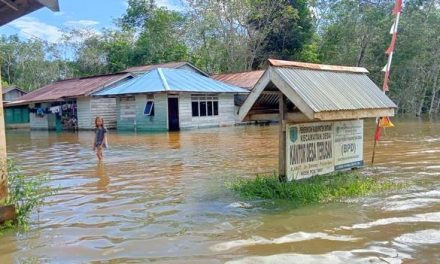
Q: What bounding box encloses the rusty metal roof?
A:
[240,60,397,121]
[269,59,369,74]
[2,86,26,95]
[273,67,396,112]
[0,0,59,26]
[211,70,264,90]
[8,73,132,105]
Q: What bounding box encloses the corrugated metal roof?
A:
[95,68,249,96]
[125,61,208,76]
[274,67,397,112]
[125,62,187,73]
[8,72,132,105]
[269,59,369,74]
[211,70,264,90]
[2,86,26,95]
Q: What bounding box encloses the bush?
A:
[1,160,56,230]
[227,171,405,204]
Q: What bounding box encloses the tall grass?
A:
[1,160,56,231]
[228,171,405,203]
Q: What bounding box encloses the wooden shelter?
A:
[239,59,397,180]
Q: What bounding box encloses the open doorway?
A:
[168,97,180,131]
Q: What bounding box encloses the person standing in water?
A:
[93,116,107,161]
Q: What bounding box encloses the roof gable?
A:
[125,62,208,77]
[239,61,397,122]
[95,68,249,96]
[2,86,26,95]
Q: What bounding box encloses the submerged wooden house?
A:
[239,59,397,181]
[94,68,249,131]
[8,73,133,130]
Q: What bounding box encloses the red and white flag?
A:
[393,0,403,15]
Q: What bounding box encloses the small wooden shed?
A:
[239,59,397,181]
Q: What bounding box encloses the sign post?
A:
[278,94,287,181]
[286,120,364,181]
[0,75,7,200]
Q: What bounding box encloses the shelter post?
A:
[0,74,7,201]
[278,93,287,181]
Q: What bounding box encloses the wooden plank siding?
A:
[116,96,136,131]
[76,97,91,130]
[135,93,168,132]
[77,97,117,129]
[90,97,117,129]
[180,93,237,129]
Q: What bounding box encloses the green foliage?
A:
[1,160,56,231]
[133,8,189,65]
[2,0,439,115]
[228,171,405,203]
[0,35,72,91]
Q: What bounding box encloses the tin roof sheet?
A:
[8,72,131,105]
[211,70,264,90]
[95,68,249,96]
[273,67,397,112]
[269,59,369,74]
[2,86,26,95]
[125,61,208,76]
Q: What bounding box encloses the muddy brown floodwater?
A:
[0,116,439,263]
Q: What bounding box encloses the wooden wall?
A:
[3,89,25,102]
[91,97,117,129]
[77,97,117,129]
[116,96,136,130]
[179,93,237,129]
[135,93,168,132]
[76,97,91,129]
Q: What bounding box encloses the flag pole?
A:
[371,0,402,165]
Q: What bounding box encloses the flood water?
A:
[1,117,439,263]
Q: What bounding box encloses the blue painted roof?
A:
[94,68,249,96]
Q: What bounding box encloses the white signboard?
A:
[286,120,364,181]
[286,122,334,180]
[334,120,364,170]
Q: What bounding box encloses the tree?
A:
[120,1,189,66]
[0,35,72,91]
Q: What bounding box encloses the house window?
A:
[144,101,154,116]
[191,94,219,117]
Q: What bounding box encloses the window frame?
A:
[191,94,219,118]
[144,101,155,116]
